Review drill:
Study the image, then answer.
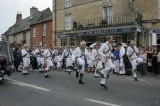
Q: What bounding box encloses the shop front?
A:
[149,29,160,48]
[74,25,142,47]
[58,34,76,47]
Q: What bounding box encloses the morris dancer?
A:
[21,44,30,75]
[74,41,89,84]
[126,40,143,81]
[62,45,73,74]
[92,43,102,77]
[99,36,115,89]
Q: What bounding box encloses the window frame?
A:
[65,0,71,8]
[33,27,36,37]
[42,24,46,36]
[65,14,72,30]
[61,39,68,46]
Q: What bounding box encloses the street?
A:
[0,70,160,106]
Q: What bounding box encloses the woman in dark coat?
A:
[12,47,22,71]
[152,46,159,74]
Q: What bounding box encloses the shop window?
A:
[127,35,135,44]
[61,39,68,46]
[70,38,76,46]
[113,36,122,43]
[97,36,106,43]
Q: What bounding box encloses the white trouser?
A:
[100,59,115,85]
[77,58,85,74]
[66,57,73,68]
[23,58,30,73]
[88,59,94,67]
[57,62,62,69]
[114,60,120,73]
[37,57,44,71]
[119,58,125,74]
[94,60,103,76]
[45,58,53,71]
[130,57,143,78]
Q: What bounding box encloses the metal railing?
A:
[76,12,142,30]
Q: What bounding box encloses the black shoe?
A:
[22,73,26,75]
[100,84,108,89]
[107,74,110,79]
[76,71,79,78]
[79,80,84,84]
[68,71,71,75]
[45,75,50,78]
[134,77,138,82]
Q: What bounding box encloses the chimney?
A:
[16,12,22,23]
[30,6,38,18]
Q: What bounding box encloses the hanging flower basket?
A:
[77,24,84,30]
[100,19,108,27]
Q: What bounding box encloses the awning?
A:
[149,29,160,34]
[74,25,142,36]
[58,34,69,39]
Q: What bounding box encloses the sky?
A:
[0,0,52,35]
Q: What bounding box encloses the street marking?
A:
[5,78,51,92]
[127,78,146,82]
[84,98,121,106]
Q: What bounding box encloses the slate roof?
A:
[4,8,52,36]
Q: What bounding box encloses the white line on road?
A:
[5,78,51,92]
[84,98,121,106]
[127,78,146,82]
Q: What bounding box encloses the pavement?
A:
[0,70,160,106]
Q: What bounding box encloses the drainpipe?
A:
[54,0,57,46]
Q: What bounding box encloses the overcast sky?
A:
[0,0,52,35]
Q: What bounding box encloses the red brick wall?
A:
[31,20,52,48]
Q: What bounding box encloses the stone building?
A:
[134,0,160,47]
[52,0,143,47]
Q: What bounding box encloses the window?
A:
[127,35,135,44]
[33,27,36,37]
[97,36,106,43]
[129,0,134,11]
[113,36,122,43]
[61,39,67,46]
[103,6,112,24]
[70,36,76,46]
[65,14,72,30]
[65,0,71,8]
[43,24,46,36]
[23,33,26,41]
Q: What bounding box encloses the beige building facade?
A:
[134,0,160,47]
[52,0,143,47]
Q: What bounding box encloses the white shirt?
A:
[126,46,138,59]
[43,49,52,58]
[92,49,101,60]
[62,49,72,59]
[74,47,89,59]
[119,46,126,58]
[21,48,30,58]
[99,42,113,57]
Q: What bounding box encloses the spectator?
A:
[157,51,160,76]
[147,47,153,73]
[12,47,22,71]
[152,46,159,74]
[140,47,147,77]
